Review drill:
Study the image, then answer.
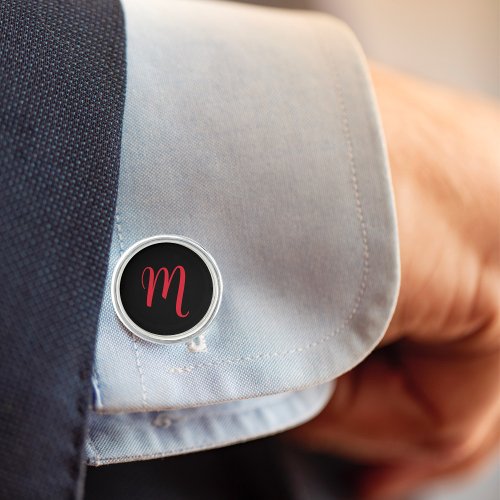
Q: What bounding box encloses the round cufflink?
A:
[111,235,222,345]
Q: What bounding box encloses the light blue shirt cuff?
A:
[87,0,399,465]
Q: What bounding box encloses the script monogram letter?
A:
[141,266,190,317]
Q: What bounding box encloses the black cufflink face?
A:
[111,235,222,344]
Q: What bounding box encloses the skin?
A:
[287,64,500,498]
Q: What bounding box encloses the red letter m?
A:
[141,266,189,317]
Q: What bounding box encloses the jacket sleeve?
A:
[0,1,126,498]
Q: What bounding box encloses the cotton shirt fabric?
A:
[86,0,399,465]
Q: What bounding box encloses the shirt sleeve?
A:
[86,0,400,466]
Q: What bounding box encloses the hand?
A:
[288,64,500,499]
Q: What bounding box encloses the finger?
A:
[289,343,500,463]
[289,348,440,461]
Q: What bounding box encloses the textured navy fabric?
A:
[0,1,126,498]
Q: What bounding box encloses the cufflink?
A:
[111,235,222,346]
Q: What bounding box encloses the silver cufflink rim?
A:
[111,234,223,345]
